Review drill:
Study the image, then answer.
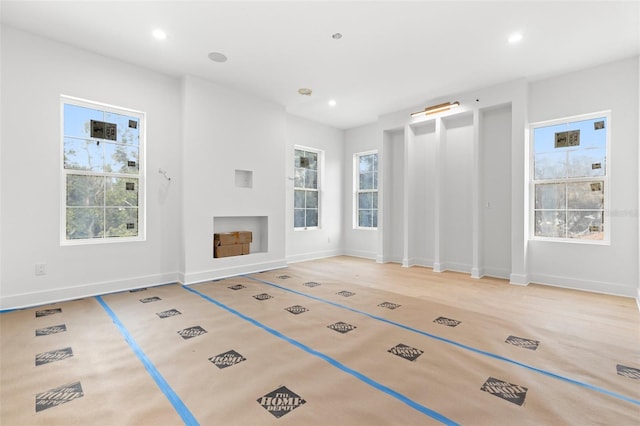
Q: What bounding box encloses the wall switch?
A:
[35,263,47,276]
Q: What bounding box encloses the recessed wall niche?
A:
[235,169,253,188]
[213,216,268,254]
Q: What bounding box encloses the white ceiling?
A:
[1,1,639,129]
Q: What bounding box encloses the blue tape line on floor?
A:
[246,275,640,407]
[95,296,199,426]
[183,285,458,426]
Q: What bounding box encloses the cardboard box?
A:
[214,231,252,246]
[214,243,250,258]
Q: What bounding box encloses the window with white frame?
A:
[61,96,145,243]
[355,151,378,228]
[294,147,320,229]
[530,112,609,242]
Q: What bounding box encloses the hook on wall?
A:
[158,168,172,181]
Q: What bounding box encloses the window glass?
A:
[531,114,607,241]
[62,97,144,243]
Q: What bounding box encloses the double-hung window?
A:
[294,147,320,229]
[355,151,378,228]
[61,96,145,243]
[530,112,609,242]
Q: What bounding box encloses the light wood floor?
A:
[2,255,638,425]
[287,256,640,348]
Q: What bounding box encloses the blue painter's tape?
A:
[182,285,459,426]
[95,296,199,426]
[246,275,640,407]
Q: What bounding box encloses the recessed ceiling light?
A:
[328,99,337,107]
[298,88,312,96]
[331,33,342,40]
[208,52,228,63]
[152,29,167,40]
[508,32,523,44]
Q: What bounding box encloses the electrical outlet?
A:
[35,263,47,276]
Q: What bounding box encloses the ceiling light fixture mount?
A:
[410,101,460,118]
[298,88,312,96]
[508,32,523,44]
[208,52,228,63]
[332,33,342,40]
[152,29,167,40]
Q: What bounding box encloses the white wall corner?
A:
[433,262,445,273]
[471,267,484,279]
[509,273,529,286]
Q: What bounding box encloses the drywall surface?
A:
[0,26,182,308]
[481,105,512,278]
[343,123,379,259]
[181,75,287,283]
[286,114,344,262]
[528,57,639,296]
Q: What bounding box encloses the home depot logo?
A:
[337,291,355,297]
[617,364,640,380]
[35,347,73,366]
[228,284,246,290]
[257,386,306,418]
[35,381,83,412]
[35,308,62,318]
[209,349,246,369]
[433,316,461,327]
[177,326,207,339]
[480,377,528,406]
[253,293,273,301]
[303,281,321,287]
[140,296,161,303]
[35,324,67,336]
[327,321,357,334]
[285,305,309,315]
[388,343,424,361]
[156,309,181,319]
[378,302,401,310]
[505,335,540,350]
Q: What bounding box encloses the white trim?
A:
[0,272,178,311]
[528,110,611,244]
[528,273,637,298]
[353,150,379,229]
[293,145,322,230]
[60,95,146,245]
[286,249,344,263]
[181,260,287,285]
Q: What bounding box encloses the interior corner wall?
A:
[0,26,182,309]
[181,75,287,283]
[343,123,380,260]
[528,57,639,297]
[286,114,344,262]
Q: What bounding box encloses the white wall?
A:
[528,57,639,297]
[0,26,182,308]
[343,123,379,259]
[286,114,344,262]
[480,105,512,278]
[181,75,287,282]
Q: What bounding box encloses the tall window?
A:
[294,147,320,229]
[355,151,378,228]
[61,96,145,243]
[530,112,609,242]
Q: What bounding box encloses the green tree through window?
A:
[62,97,144,242]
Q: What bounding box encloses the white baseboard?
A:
[0,272,179,311]
[434,261,472,274]
[636,287,640,312]
[182,259,287,285]
[528,273,637,298]
[509,273,529,286]
[286,249,344,264]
